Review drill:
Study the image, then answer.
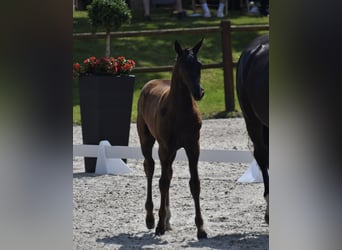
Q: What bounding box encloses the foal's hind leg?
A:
[165,165,174,231]
[155,147,176,236]
[185,142,207,239]
[137,122,156,229]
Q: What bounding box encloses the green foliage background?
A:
[73,7,269,124]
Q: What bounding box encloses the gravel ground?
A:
[73,118,269,249]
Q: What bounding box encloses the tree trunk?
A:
[105,31,110,57]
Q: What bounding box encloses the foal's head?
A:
[174,39,204,101]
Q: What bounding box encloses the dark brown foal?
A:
[137,39,207,239]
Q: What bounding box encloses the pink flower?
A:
[73,63,80,71]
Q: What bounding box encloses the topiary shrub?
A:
[87,0,132,57]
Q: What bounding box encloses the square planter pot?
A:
[79,74,135,173]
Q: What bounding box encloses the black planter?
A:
[79,74,135,173]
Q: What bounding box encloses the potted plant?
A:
[87,0,132,57]
[74,57,136,174]
[73,0,134,173]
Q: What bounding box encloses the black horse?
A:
[236,34,269,223]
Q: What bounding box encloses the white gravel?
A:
[73,118,269,249]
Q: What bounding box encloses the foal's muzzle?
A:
[194,86,205,101]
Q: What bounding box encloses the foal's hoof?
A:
[197,230,208,239]
[155,226,165,236]
[165,221,172,231]
[146,217,155,229]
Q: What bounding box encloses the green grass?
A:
[73,7,269,124]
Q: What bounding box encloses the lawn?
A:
[73,6,269,124]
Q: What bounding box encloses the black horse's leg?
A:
[155,147,175,236]
[137,122,156,229]
[261,166,269,224]
[254,125,269,224]
[247,120,269,224]
[261,125,269,224]
[255,144,269,224]
[185,141,207,239]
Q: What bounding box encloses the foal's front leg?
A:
[185,142,207,239]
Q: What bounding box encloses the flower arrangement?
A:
[73,56,135,78]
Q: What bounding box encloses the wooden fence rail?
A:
[73,21,269,111]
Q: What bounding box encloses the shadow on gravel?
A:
[96,232,169,249]
[73,172,95,179]
[96,232,268,249]
[188,232,269,249]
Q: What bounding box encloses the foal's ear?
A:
[174,40,183,56]
[192,38,204,54]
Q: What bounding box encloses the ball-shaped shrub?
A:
[87,0,132,56]
[88,0,131,32]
